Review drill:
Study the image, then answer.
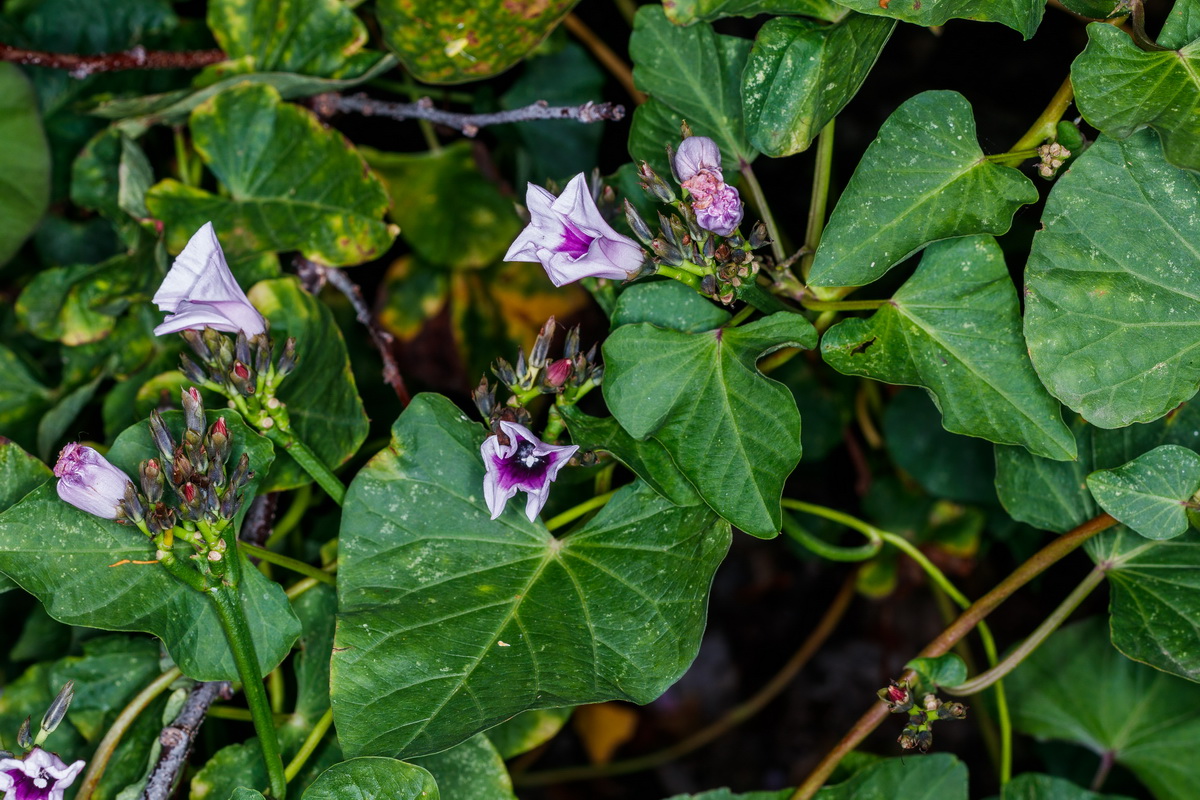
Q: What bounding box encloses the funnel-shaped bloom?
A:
[153,222,267,337]
[53,443,133,520]
[481,421,579,521]
[0,747,85,800]
[505,174,645,287]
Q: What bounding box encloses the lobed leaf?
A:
[833,0,1043,39]
[1087,445,1200,541]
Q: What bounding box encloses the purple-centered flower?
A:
[153,222,267,337]
[0,747,85,800]
[673,135,723,182]
[693,183,744,237]
[53,443,133,520]
[481,421,579,521]
[504,173,645,287]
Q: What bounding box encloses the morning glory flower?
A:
[481,421,579,521]
[672,136,745,236]
[0,747,85,800]
[504,173,645,287]
[53,443,133,520]
[153,222,267,337]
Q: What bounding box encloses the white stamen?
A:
[523,454,538,468]
[35,778,48,788]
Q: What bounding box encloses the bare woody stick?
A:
[0,44,225,78]
[140,681,232,800]
[315,92,625,137]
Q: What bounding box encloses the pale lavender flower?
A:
[0,747,85,800]
[481,421,579,521]
[153,222,267,337]
[504,174,645,287]
[673,135,723,182]
[53,443,132,520]
[694,183,744,237]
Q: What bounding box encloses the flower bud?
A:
[563,325,581,360]
[623,200,654,245]
[229,363,254,396]
[40,681,74,737]
[472,377,496,419]
[148,411,176,465]
[253,334,271,376]
[235,331,252,368]
[545,359,574,388]
[120,483,145,524]
[182,388,206,439]
[531,318,556,369]
[938,702,968,720]
[53,444,134,521]
[229,453,252,491]
[140,459,164,503]
[276,337,297,379]
[492,357,518,386]
[637,162,676,203]
[748,220,770,250]
[181,328,213,362]
[650,237,684,266]
[674,135,723,183]
[17,718,31,750]
[179,354,209,386]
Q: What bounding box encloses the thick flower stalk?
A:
[154,222,266,337]
[0,748,85,800]
[505,173,646,287]
[673,136,744,237]
[482,421,579,521]
[53,444,135,521]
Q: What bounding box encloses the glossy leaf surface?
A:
[1087,445,1200,541]
[302,758,439,800]
[0,64,50,267]
[207,0,369,77]
[834,0,1042,38]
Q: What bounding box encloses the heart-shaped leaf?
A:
[603,312,817,537]
[610,280,731,333]
[1009,616,1200,795]
[832,0,1043,39]
[822,235,1075,460]
[485,708,572,759]
[0,411,300,681]
[1024,130,1200,428]
[303,758,439,800]
[808,91,1037,288]
[1072,23,1200,172]
[1001,773,1132,800]
[207,0,369,77]
[1087,445,1200,541]
[1087,527,1200,682]
[629,6,758,170]
[0,63,50,267]
[248,277,369,493]
[374,0,578,84]
[743,14,895,157]
[411,735,516,800]
[816,754,967,799]
[331,394,730,758]
[145,82,396,267]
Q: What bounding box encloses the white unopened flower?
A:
[153,222,267,337]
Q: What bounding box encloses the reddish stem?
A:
[0,43,225,78]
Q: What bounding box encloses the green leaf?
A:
[363,142,523,270]
[742,14,894,157]
[1009,617,1200,797]
[815,754,967,799]
[411,735,516,800]
[1001,773,1136,800]
[603,312,817,537]
[610,280,731,333]
[0,63,50,267]
[906,654,968,690]
[231,790,267,800]
[303,758,439,800]
[50,635,162,741]
[629,98,688,179]
[1088,526,1200,682]
[560,405,702,507]
[145,83,396,267]
[376,256,450,342]
[882,390,997,505]
[375,0,578,84]
[207,0,368,77]
[822,236,1075,460]
[1087,445,1200,540]
[1161,0,1200,49]
[331,394,730,758]
[629,6,758,168]
[484,707,572,759]
[0,437,52,514]
[808,91,1038,288]
[37,372,105,462]
[663,0,849,24]
[832,0,1043,39]
[0,344,53,455]
[1072,23,1200,173]
[995,401,1200,532]
[1023,130,1200,428]
[0,411,300,681]
[69,128,153,244]
[247,277,370,493]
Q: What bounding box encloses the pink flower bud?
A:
[53,444,134,520]
[673,135,723,182]
[546,358,574,388]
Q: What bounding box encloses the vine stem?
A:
[997,75,1074,167]
[209,584,288,799]
[788,513,1116,800]
[739,159,786,263]
[544,490,618,532]
[513,571,857,787]
[800,298,888,312]
[239,542,336,586]
[800,120,835,283]
[74,668,182,800]
[263,427,346,506]
[0,43,224,75]
[946,567,1106,695]
[285,708,335,782]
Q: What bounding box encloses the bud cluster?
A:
[179,328,296,401]
[1036,141,1072,179]
[485,317,602,403]
[877,680,966,754]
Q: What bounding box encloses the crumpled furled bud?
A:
[650,237,684,266]
[530,318,556,369]
[694,183,744,237]
[472,377,496,419]
[17,718,32,750]
[148,411,176,465]
[53,444,134,521]
[182,388,206,439]
[673,135,723,183]
[120,483,145,524]
[748,220,770,250]
[179,354,208,386]
[181,329,213,362]
[563,325,581,360]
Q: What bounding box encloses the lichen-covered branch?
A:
[140,681,231,800]
[316,92,625,137]
[0,44,225,78]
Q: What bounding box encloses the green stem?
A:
[985,148,1041,163]
[545,490,618,532]
[655,264,704,291]
[264,428,346,506]
[800,120,834,282]
[726,305,756,328]
[239,543,336,586]
[947,567,1106,695]
[75,668,181,800]
[738,159,785,263]
[998,75,1074,167]
[781,510,881,562]
[789,513,1117,800]
[207,706,291,723]
[285,576,320,601]
[266,485,312,548]
[173,127,194,188]
[284,708,335,783]
[210,584,288,799]
[800,298,888,312]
